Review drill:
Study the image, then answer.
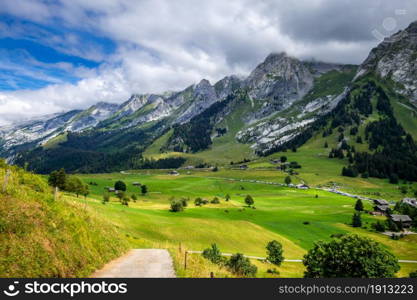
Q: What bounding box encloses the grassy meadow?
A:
[69,169,417,277]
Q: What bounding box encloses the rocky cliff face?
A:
[358,20,417,103]
[244,52,314,118]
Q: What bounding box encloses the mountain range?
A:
[1,20,417,175]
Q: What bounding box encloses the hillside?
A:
[0,161,128,277]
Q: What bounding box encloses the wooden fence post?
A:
[184,251,188,270]
[210,272,214,278]
[179,242,182,253]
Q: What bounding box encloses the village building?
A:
[132,182,141,186]
[296,183,310,190]
[390,214,413,228]
[239,165,248,170]
[402,197,417,208]
[168,170,180,176]
[373,199,389,206]
[106,187,115,192]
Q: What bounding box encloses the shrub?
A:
[303,221,310,225]
[116,191,125,201]
[244,195,254,206]
[121,196,129,206]
[194,197,203,206]
[226,253,257,277]
[202,244,225,265]
[225,194,231,201]
[141,185,148,195]
[266,240,284,266]
[267,268,280,275]
[180,197,188,207]
[170,199,184,212]
[131,194,137,202]
[372,221,386,232]
[114,180,127,191]
[409,270,417,278]
[303,235,400,277]
[211,197,220,204]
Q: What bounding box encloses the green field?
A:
[70,169,417,277]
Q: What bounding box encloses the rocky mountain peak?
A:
[359,19,417,103]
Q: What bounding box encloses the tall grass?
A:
[0,162,128,277]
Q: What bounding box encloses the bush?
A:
[409,270,417,278]
[266,240,284,266]
[225,194,231,201]
[372,221,386,232]
[267,268,280,275]
[131,194,137,201]
[116,191,125,201]
[211,197,220,204]
[141,185,148,195]
[244,195,254,206]
[202,244,225,265]
[170,199,184,212]
[303,235,400,277]
[303,221,310,225]
[194,197,202,206]
[226,253,257,277]
[114,180,127,191]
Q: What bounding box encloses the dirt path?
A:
[91,249,176,278]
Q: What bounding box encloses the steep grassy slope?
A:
[0,161,128,277]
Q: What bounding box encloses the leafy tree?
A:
[141,185,148,195]
[212,166,218,172]
[303,235,400,277]
[409,270,417,278]
[65,176,84,197]
[352,212,362,227]
[116,190,125,202]
[202,244,225,265]
[284,176,292,185]
[131,194,137,201]
[324,141,328,148]
[114,180,127,191]
[225,194,231,201]
[266,240,284,266]
[170,199,184,212]
[280,156,287,163]
[226,253,257,277]
[354,199,364,211]
[81,184,89,199]
[244,195,254,206]
[48,168,67,189]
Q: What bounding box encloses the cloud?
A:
[0,0,416,124]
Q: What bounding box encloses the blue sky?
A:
[0,0,416,124]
